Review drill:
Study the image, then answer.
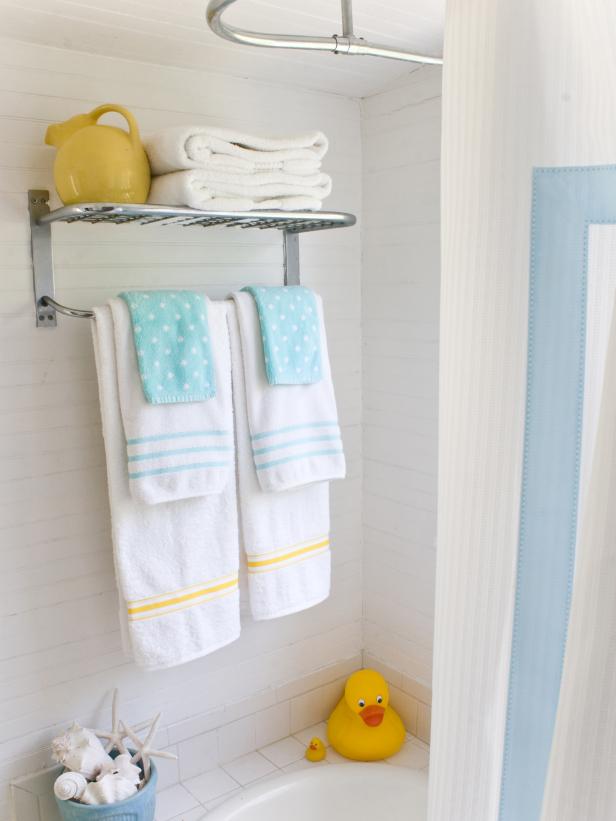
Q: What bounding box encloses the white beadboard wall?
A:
[361,66,441,691]
[0,38,363,818]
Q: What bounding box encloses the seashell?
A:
[96,753,141,786]
[81,773,138,805]
[54,771,87,801]
[51,722,113,779]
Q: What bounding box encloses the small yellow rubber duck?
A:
[305,737,326,762]
[327,669,405,761]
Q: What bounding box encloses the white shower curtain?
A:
[430,2,616,821]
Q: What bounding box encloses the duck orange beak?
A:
[359,704,385,727]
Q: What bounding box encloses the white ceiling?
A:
[0,0,445,98]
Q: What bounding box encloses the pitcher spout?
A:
[45,113,93,148]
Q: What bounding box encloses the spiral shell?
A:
[54,771,87,801]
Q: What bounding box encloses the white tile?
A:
[37,793,60,821]
[259,736,305,768]
[407,733,429,751]
[11,786,40,821]
[389,686,419,736]
[168,808,207,821]
[386,741,430,770]
[184,767,239,805]
[205,788,241,811]
[222,752,278,786]
[417,702,432,745]
[283,758,330,773]
[155,783,200,821]
[177,731,218,781]
[156,744,180,790]
[217,716,256,764]
[292,722,329,747]
[254,701,291,749]
[324,747,354,765]
[290,680,343,734]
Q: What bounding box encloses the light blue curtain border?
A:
[499,165,616,821]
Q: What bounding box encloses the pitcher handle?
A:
[88,104,143,149]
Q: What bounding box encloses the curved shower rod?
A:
[206,0,443,66]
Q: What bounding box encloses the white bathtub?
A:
[207,763,428,820]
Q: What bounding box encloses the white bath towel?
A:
[108,297,233,506]
[232,291,346,493]
[228,305,331,620]
[91,305,240,669]
[148,169,332,213]
[144,125,328,176]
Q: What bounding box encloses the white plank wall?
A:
[0,38,362,818]
[360,66,441,690]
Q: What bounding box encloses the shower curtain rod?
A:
[206,0,443,66]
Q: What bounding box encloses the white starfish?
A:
[92,689,151,754]
[122,713,177,781]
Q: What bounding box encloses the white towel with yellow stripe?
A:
[92,304,240,669]
[229,305,331,619]
[231,290,346,493]
[108,297,234,506]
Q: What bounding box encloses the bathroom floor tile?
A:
[222,751,278,786]
[184,767,240,805]
[386,740,430,769]
[292,721,329,747]
[259,736,305,767]
[156,783,200,821]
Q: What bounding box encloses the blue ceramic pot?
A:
[54,757,157,821]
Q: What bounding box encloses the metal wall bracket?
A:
[29,190,56,327]
[283,231,300,286]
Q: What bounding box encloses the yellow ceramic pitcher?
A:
[45,103,151,205]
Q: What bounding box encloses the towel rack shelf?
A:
[28,190,356,328]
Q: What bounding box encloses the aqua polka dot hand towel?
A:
[232,289,345,493]
[241,286,322,385]
[120,290,216,404]
[107,296,234,506]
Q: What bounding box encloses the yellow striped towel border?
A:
[246,536,330,573]
[127,574,239,621]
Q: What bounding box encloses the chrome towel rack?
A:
[28,190,356,328]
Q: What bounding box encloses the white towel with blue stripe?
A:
[108,297,234,505]
[232,290,345,493]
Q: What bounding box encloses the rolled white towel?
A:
[148,169,331,212]
[54,772,87,801]
[143,125,328,175]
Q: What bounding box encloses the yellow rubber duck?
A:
[305,737,326,762]
[327,669,405,761]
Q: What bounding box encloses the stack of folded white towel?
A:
[143,126,332,212]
